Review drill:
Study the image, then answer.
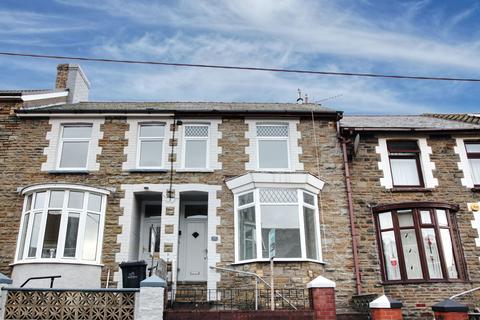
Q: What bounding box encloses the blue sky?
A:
[0,0,479,114]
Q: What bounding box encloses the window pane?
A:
[259,188,297,203]
[466,143,480,153]
[261,205,301,258]
[400,229,423,279]
[68,191,84,209]
[390,158,421,186]
[239,193,254,206]
[378,212,393,230]
[257,125,288,137]
[420,210,432,224]
[17,213,30,260]
[64,213,80,258]
[304,207,318,260]
[34,192,46,209]
[41,210,62,258]
[185,140,207,168]
[26,195,32,211]
[440,229,458,279]
[421,228,443,279]
[387,140,419,152]
[83,213,100,261]
[88,193,102,212]
[303,192,315,206]
[185,125,208,137]
[62,125,92,139]
[28,212,42,257]
[139,140,163,167]
[145,204,162,217]
[49,191,64,208]
[239,206,256,260]
[59,141,89,168]
[139,124,164,137]
[148,225,161,253]
[397,210,414,227]
[436,210,448,227]
[469,159,480,185]
[258,140,288,169]
[381,231,401,280]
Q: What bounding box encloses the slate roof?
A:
[16,101,340,116]
[340,115,480,131]
[424,113,480,125]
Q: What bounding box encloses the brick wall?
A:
[349,133,480,319]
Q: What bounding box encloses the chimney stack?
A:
[55,64,90,103]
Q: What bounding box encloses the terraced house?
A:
[0,64,479,320]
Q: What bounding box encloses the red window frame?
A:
[373,202,467,284]
[387,140,424,188]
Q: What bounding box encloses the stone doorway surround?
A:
[115,184,221,291]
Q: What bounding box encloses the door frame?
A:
[177,200,208,282]
[138,200,162,261]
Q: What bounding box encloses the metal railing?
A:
[20,275,61,288]
[450,286,480,319]
[210,265,299,310]
[168,288,310,311]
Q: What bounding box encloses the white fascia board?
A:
[20,183,111,195]
[16,113,175,118]
[226,172,325,194]
[21,91,69,101]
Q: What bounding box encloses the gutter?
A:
[337,122,362,295]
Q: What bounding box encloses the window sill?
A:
[10,259,103,267]
[48,170,91,175]
[175,169,215,173]
[231,258,325,266]
[389,187,434,193]
[381,279,470,285]
[126,169,168,173]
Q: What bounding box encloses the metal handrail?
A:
[210,266,297,310]
[20,275,61,288]
[450,286,480,300]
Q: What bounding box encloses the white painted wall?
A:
[11,263,101,288]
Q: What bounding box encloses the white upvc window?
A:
[137,123,165,169]
[182,124,209,169]
[465,141,480,186]
[256,123,290,170]
[15,185,109,265]
[57,124,92,170]
[235,188,321,263]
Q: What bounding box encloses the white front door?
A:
[178,218,208,281]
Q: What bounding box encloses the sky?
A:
[0,0,479,114]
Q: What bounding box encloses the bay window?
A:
[16,185,108,264]
[387,140,424,187]
[465,141,480,186]
[374,203,464,283]
[236,188,321,262]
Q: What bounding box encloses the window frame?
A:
[387,140,425,188]
[14,185,109,266]
[56,124,93,170]
[373,202,466,284]
[181,123,210,170]
[464,140,480,187]
[136,122,166,169]
[255,123,291,171]
[234,188,322,264]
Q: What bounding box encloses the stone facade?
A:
[346,132,480,319]
[0,100,357,314]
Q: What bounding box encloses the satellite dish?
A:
[353,134,360,157]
